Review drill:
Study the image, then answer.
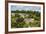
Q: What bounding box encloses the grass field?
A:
[11,10,41,28]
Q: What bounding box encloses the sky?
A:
[11,5,41,12]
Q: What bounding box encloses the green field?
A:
[11,10,41,28]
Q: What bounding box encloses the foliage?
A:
[11,10,41,28]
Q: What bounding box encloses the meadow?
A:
[11,10,41,28]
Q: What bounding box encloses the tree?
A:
[16,17,24,22]
[15,14,20,18]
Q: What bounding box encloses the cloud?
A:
[11,5,41,11]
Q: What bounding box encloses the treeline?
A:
[11,10,40,17]
[11,10,40,13]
